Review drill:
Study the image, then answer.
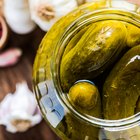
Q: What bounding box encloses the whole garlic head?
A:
[0,82,42,133]
[29,0,78,31]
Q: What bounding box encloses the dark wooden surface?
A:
[0,27,60,140]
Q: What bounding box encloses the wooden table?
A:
[0,28,60,140]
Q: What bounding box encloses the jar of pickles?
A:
[33,0,140,139]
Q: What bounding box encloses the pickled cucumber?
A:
[63,26,89,57]
[33,1,107,81]
[103,45,140,120]
[66,81,101,140]
[125,23,140,47]
[60,20,127,92]
[68,81,101,115]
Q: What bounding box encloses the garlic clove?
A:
[1,112,42,133]
[29,0,78,31]
[0,94,13,118]
[0,48,22,67]
[4,0,36,34]
[10,82,37,115]
[6,111,42,133]
[0,82,42,133]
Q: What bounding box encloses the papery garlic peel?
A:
[0,48,22,67]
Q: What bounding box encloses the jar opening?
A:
[51,8,140,129]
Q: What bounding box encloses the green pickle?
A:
[68,81,101,115]
[63,26,89,57]
[33,1,106,81]
[66,81,101,140]
[125,23,140,47]
[60,20,127,92]
[103,45,140,120]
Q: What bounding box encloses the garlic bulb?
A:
[29,0,78,31]
[3,0,36,34]
[0,82,42,133]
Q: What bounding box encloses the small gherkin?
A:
[65,81,101,140]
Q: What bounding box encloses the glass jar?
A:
[33,0,140,139]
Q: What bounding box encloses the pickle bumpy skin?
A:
[125,23,140,47]
[103,45,140,120]
[60,20,127,92]
[65,81,101,140]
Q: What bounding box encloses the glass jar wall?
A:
[33,0,140,139]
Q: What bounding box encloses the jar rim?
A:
[52,7,140,130]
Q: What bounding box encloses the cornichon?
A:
[103,45,140,120]
[65,81,101,140]
[68,81,101,115]
[60,20,127,92]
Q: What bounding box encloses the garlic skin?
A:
[0,82,42,133]
[29,0,78,31]
[3,0,36,34]
[0,48,22,67]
